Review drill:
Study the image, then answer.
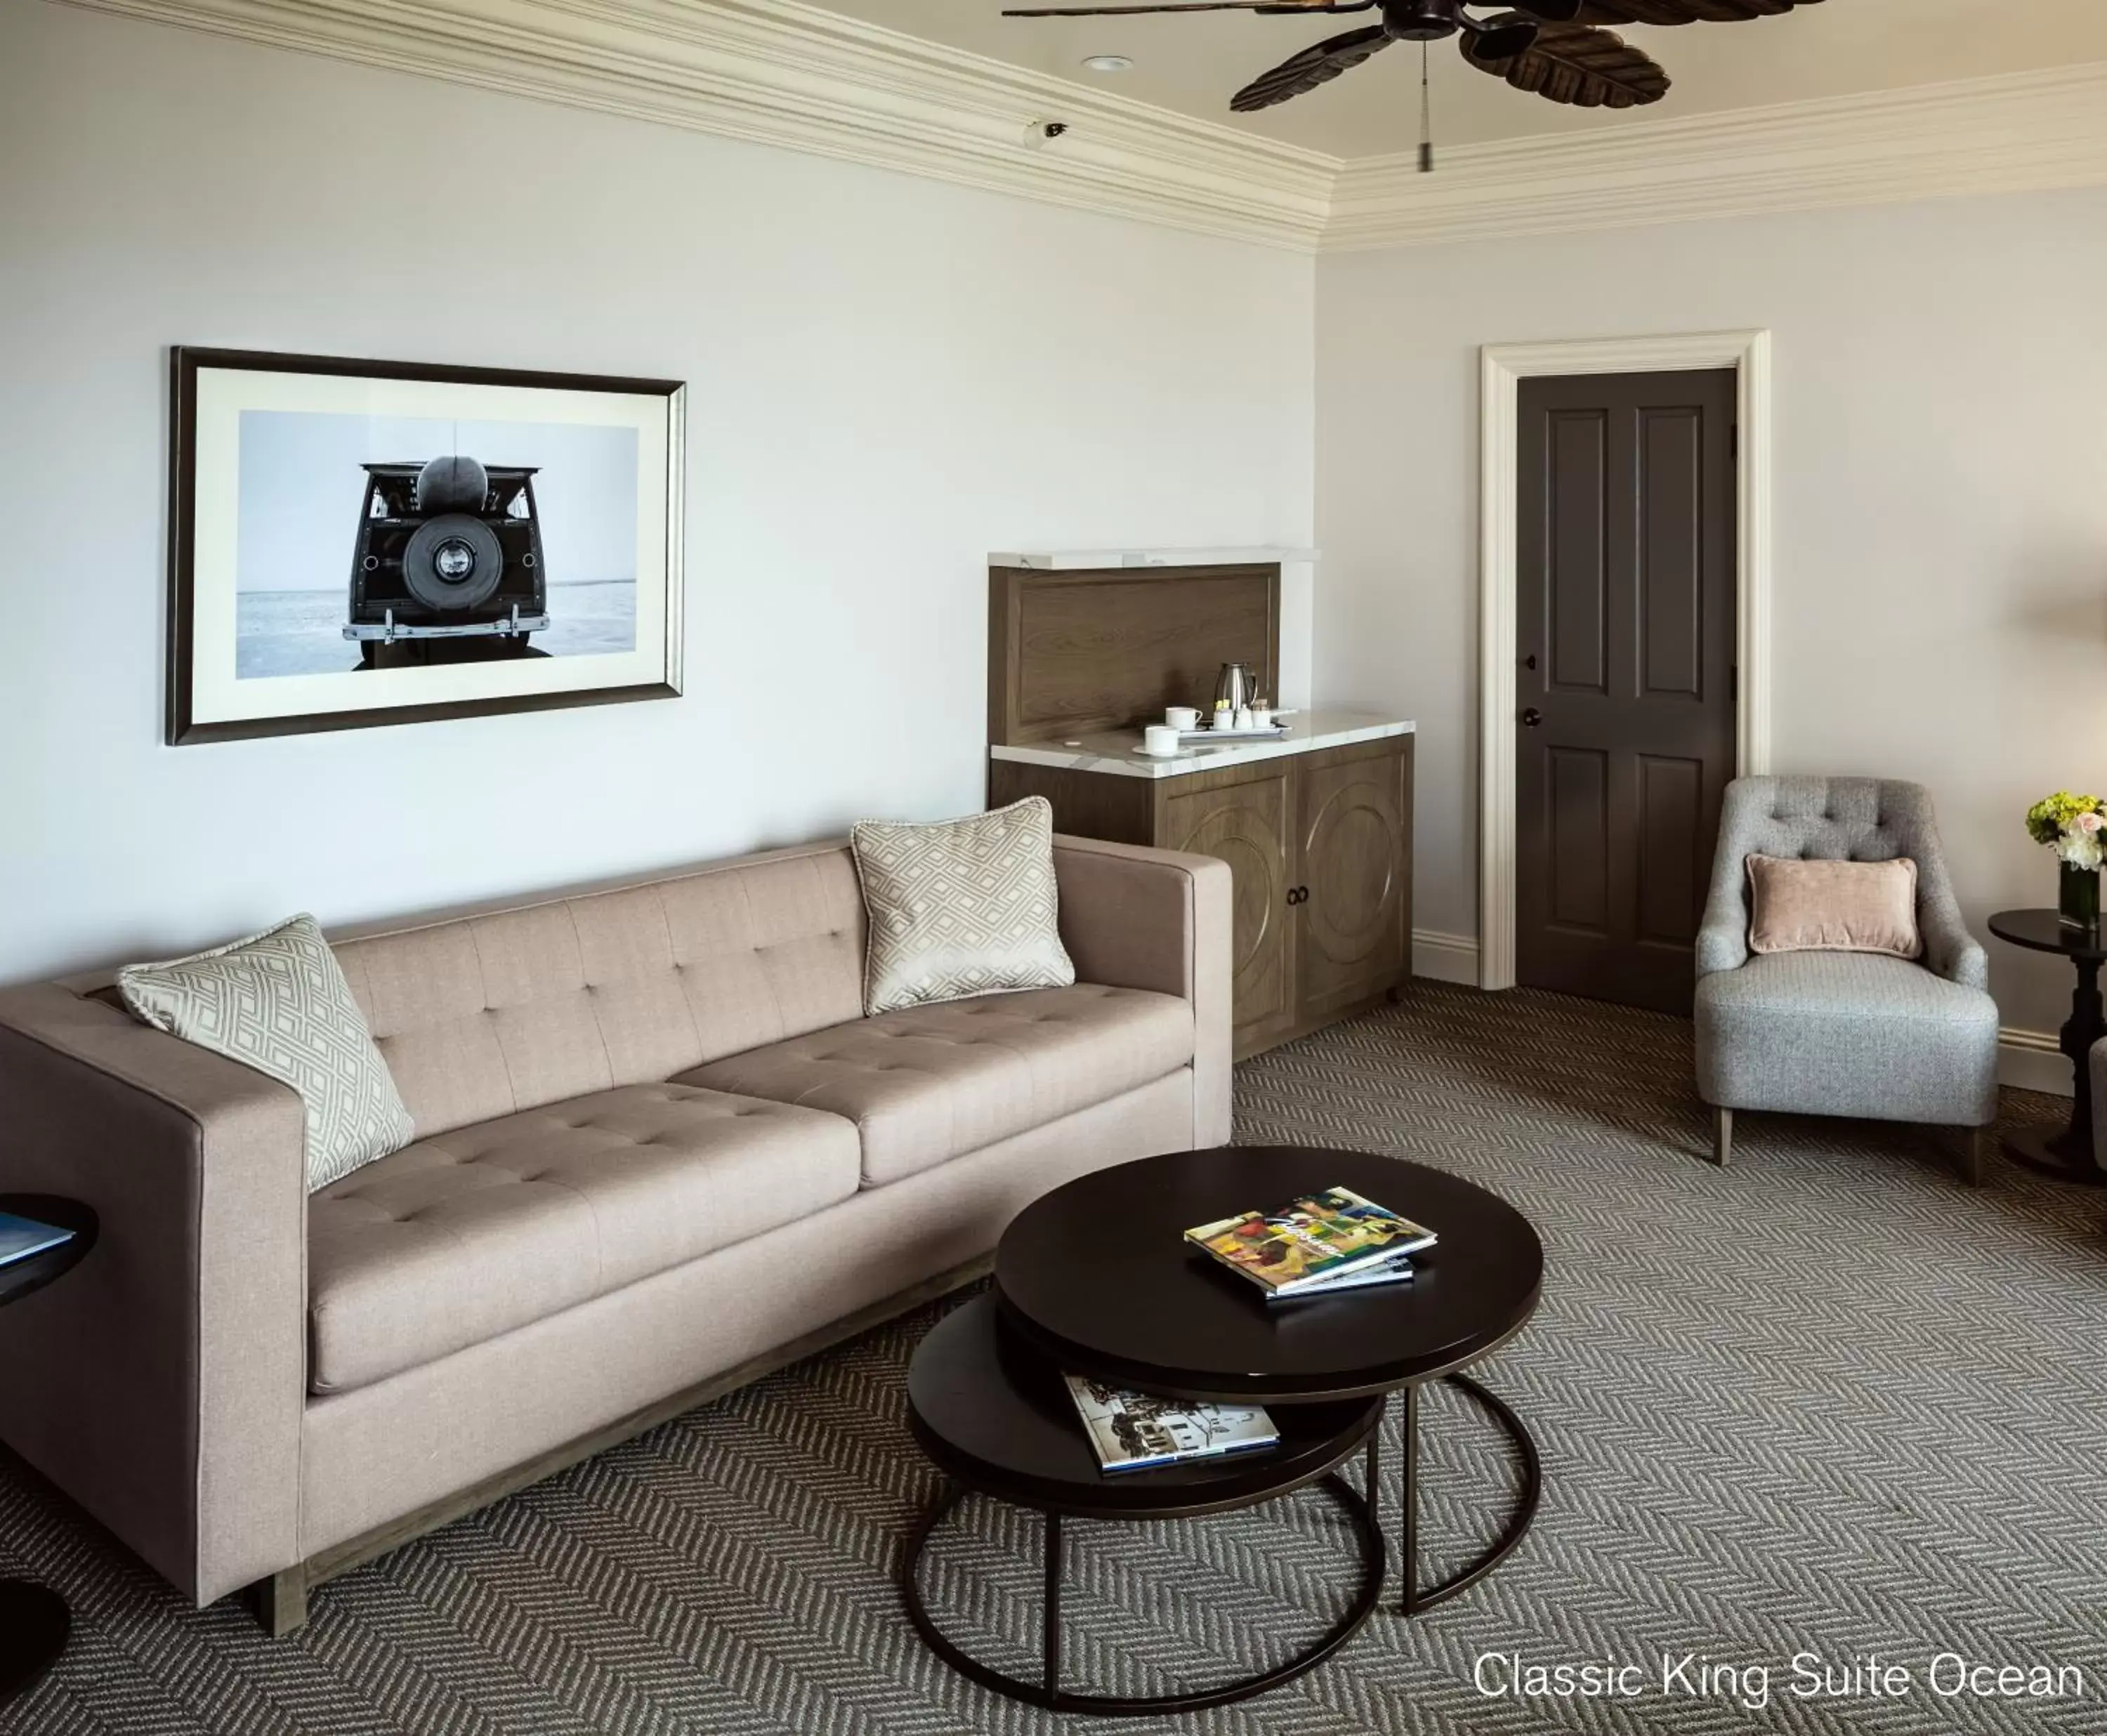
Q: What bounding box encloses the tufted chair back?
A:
[1695,777,1978,982]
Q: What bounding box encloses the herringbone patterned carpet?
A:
[6,983,2105,1735]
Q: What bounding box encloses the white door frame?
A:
[1478,329,1773,992]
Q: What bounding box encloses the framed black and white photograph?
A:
[166,347,684,744]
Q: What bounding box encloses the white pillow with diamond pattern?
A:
[118,913,414,1192]
[851,797,1077,1015]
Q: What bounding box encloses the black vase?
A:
[2058,862,2101,932]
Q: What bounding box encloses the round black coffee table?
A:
[1988,909,2107,1184]
[996,1147,1542,1618]
[902,1295,1386,1715]
[0,1194,96,1707]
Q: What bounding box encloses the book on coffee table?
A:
[1274,1250,1417,1299]
[1063,1374,1279,1473]
[1185,1184,1436,1299]
[0,1212,75,1271]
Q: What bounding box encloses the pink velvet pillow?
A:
[1745,855,1922,960]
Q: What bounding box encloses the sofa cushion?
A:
[674,984,1193,1188]
[117,913,414,1192]
[850,797,1075,1015]
[306,1082,860,1395]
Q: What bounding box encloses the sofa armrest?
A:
[1052,836,1233,1148]
[0,983,307,1605]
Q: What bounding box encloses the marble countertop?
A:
[990,708,1414,780]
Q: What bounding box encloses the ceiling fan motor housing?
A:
[1382,0,1464,41]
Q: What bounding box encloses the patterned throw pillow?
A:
[851,797,1077,1015]
[118,914,414,1192]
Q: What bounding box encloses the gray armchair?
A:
[1694,776,1999,1179]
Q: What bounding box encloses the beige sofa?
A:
[0,834,1229,1633]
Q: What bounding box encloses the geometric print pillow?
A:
[118,913,414,1192]
[850,796,1077,1016]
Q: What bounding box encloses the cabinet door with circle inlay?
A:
[1160,770,1293,1046]
[1296,742,1412,1019]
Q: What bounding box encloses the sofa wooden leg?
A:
[249,1566,308,1638]
[1710,1106,1733,1168]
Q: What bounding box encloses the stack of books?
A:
[1185,1184,1436,1302]
[1062,1183,1438,1474]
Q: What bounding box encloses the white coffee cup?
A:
[1142,724,1182,756]
[1164,706,1201,731]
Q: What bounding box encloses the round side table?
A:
[902,1296,1387,1714]
[1987,910,2107,1185]
[0,1194,97,1706]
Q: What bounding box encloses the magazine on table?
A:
[1064,1375,1279,1473]
[0,1213,75,1271]
[1185,1184,1436,1298]
[1271,1250,1418,1301]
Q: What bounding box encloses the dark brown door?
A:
[1515,369,1737,1015]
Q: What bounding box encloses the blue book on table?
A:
[0,1212,75,1270]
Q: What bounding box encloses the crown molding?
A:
[1326,62,2107,252]
[52,0,1337,251]
[50,0,2107,257]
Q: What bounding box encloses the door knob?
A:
[1521,708,1543,728]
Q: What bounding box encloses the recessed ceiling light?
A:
[1082,53,1135,74]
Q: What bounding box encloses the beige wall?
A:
[1315,186,2107,1063]
[0,1,1313,982]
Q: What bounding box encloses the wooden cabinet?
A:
[1295,739,1412,1024]
[990,734,1412,1060]
[1160,765,1297,1044]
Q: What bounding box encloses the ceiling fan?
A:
[1000,0,1820,164]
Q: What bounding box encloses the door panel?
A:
[1546,747,1610,933]
[1516,368,1737,1015]
[1297,745,1410,1017]
[1549,410,1609,695]
[1161,771,1293,1042]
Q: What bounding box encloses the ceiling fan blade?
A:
[1231,24,1393,113]
[1463,11,1542,60]
[1574,0,1817,23]
[1003,1,1369,15]
[1501,0,1584,19]
[1459,19,1669,107]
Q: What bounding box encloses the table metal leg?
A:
[1399,1382,1420,1617]
[902,1466,1385,1714]
[1398,1374,1543,1617]
[1044,1511,1062,1705]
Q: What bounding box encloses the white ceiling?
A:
[808,1,2107,159]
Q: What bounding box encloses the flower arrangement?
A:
[2027,791,2107,869]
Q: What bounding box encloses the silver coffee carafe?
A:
[1213,661,1256,719]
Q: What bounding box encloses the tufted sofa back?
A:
[332,841,867,1140]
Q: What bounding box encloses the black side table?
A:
[1988,909,2107,1185]
[0,1194,97,1705]
[902,1296,1387,1714]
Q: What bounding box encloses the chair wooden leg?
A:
[1710,1106,1733,1168]
[1961,1124,1990,1188]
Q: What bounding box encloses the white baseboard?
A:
[1998,1027,2071,1097]
[1407,928,2073,1099]
[1412,928,1482,986]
